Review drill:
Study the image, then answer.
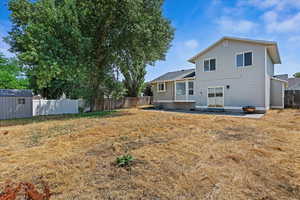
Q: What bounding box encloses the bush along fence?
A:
[285,90,300,108]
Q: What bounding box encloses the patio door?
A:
[207,87,224,108]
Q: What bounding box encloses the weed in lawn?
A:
[116,155,134,167]
[28,131,43,147]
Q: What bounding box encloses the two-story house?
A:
[151,37,287,113]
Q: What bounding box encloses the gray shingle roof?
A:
[274,74,289,81]
[0,89,33,97]
[151,68,195,82]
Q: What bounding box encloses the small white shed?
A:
[0,89,33,120]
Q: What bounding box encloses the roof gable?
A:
[188,36,281,64]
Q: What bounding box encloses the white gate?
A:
[33,99,79,116]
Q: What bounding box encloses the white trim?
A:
[174,81,176,101]
[188,81,194,96]
[153,100,173,103]
[174,100,196,103]
[235,51,253,68]
[174,80,195,102]
[157,82,166,93]
[151,77,195,84]
[196,106,267,111]
[207,86,224,108]
[282,83,285,108]
[203,57,217,72]
[265,47,269,109]
[188,36,281,64]
[271,106,284,109]
[154,100,195,103]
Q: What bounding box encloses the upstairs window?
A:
[157,82,166,92]
[204,58,216,72]
[236,52,252,67]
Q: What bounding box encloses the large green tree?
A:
[0,53,29,89]
[294,72,300,78]
[6,0,173,110]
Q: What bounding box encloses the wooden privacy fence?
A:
[285,90,300,108]
[103,96,153,110]
[80,96,153,111]
[33,99,79,116]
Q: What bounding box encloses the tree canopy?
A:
[6,0,174,110]
[294,72,300,78]
[0,53,29,89]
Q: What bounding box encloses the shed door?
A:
[15,97,27,118]
[207,87,224,108]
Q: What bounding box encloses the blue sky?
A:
[1,0,300,81]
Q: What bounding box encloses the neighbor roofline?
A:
[188,36,281,64]
[271,77,288,84]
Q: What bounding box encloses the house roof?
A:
[188,36,281,64]
[273,74,289,81]
[151,68,195,83]
[0,89,33,97]
[287,78,300,90]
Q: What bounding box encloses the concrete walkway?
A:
[144,108,265,119]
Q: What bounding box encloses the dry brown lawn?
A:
[0,109,300,200]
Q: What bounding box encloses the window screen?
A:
[176,82,186,96]
[204,60,210,72]
[210,59,216,71]
[244,52,252,66]
[236,54,243,67]
[188,82,194,95]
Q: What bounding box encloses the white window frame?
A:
[188,81,194,96]
[236,51,253,68]
[174,80,195,101]
[157,82,166,93]
[175,81,186,96]
[203,58,217,72]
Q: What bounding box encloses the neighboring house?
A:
[287,78,300,90]
[273,74,300,90]
[151,36,287,113]
[0,89,33,120]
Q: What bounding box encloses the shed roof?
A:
[151,68,195,83]
[0,89,33,97]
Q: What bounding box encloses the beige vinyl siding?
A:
[194,40,266,108]
[271,79,284,108]
[152,82,174,102]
